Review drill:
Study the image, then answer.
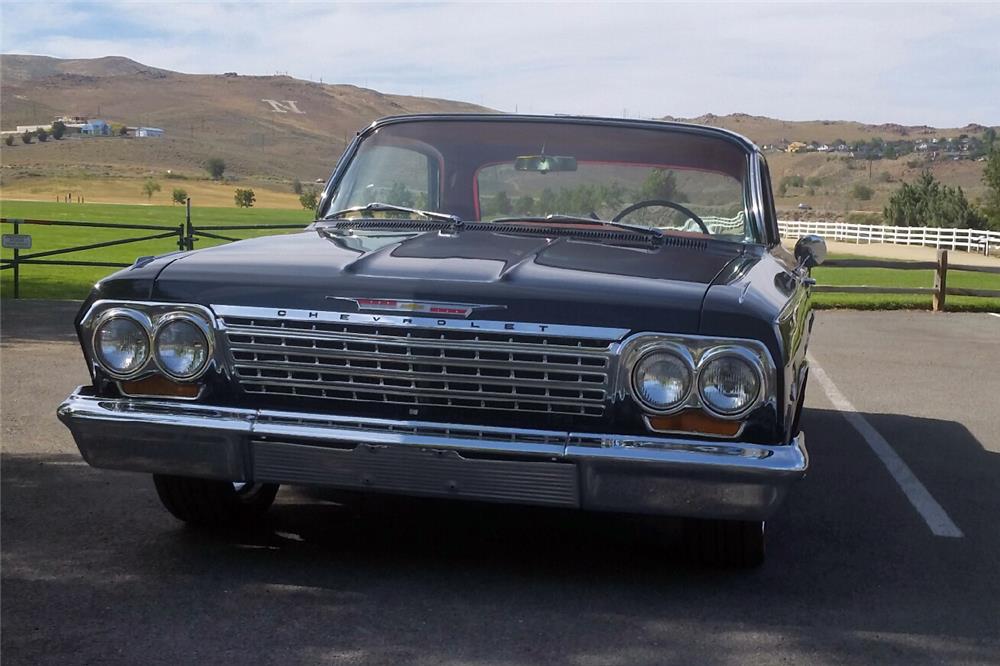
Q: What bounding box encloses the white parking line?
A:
[988,313,1000,319]
[808,355,964,538]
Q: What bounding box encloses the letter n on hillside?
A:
[262,100,305,114]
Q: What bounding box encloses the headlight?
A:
[698,352,762,416]
[153,316,211,379]
[631,351,692,412]
[94,315,150,377]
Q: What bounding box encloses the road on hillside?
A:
[2,302,999,665]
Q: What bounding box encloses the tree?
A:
[299,189,319,211]
[292,178,303,195]
[172,188,188,205]
[118,125,128,136]
[981,147,1000,229]
[21,131,33,144]
[4,135,13,147]
[51,121,66,140]
[883,171,985,229]
[641,168,680,201]
[142,178,161,200]
[514,194,535,215]
[234,188,256,208]
[204,158,226,180]
[851,183,874,201]
[492,191,512,215]
[36,128,49,142]
[384,181,414,207]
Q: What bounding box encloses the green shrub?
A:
[851,183,874,201]
[234,188,256,208]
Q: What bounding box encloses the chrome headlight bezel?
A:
[83,301,216,384]
[90,308,154,380]
[696,346,765,418]
[151,312,214,380]
[621,334,773,421]
[628,347,695,415]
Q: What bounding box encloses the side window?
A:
[758,156,780,244]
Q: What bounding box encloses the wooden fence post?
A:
[933,249,948,312]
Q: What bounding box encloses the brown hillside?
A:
[660,112,989,146]
[1,55,490,180]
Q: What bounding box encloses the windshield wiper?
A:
[324,202,463,226]
[488,214,663,239]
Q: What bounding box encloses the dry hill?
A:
[1,54,489,181]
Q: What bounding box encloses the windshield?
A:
[325,119,757,242]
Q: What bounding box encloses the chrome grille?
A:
[220,314,619,417]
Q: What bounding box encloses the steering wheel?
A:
[612,199,710,234]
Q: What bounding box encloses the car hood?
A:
[148,228,752,334]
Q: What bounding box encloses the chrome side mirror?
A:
[794,234,827,269]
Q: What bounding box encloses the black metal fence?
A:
[1,199,308,299]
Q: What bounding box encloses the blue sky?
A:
[2,1,998,126]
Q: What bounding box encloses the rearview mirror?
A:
[794,234,827,269]
[514,155,577,173]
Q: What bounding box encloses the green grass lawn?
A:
[812,253,1000,312]
[3,202,999,311]
[2,200,313,299]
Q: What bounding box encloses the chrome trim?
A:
[151,311,215,380]
[58,388,807,519]
[326,296,507,318]
[90,308,153,380]
[212,304,630,339]
[697,346,766,418]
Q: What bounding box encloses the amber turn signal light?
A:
[645,411,743,437]
[121,375,200,398]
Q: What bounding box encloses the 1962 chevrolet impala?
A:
[58,114,826,567]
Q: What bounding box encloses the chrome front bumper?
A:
[57,387,808,520]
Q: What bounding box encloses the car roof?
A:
[363,113,759,153]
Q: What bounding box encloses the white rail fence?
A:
[778,220,1000,256]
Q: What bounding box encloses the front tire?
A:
[684,518,766,568]
[153,475,279,526]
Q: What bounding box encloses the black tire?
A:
[684,518,766,568]
[153,475,279,527]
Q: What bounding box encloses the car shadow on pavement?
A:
[0,299,82,344]
[2,407,998,664]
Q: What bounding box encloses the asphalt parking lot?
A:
[2,301,999,665]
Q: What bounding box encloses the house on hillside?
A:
[81,120,110,136]
[134,127,164,138]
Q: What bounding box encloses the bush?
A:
[51,121,66,140]
[4,135,14,146]
[292,178,303,195]
[299,189,319,211]
[234,188,256,208]
[142,178,161,200]
[805,176,823,188]
[205,158,226,180]
[877,171,892,183]
[36,128,49,142]
[884,171,985,228]
[172,188,188,205]
[21,131,33,145]
[851,183,874,201]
